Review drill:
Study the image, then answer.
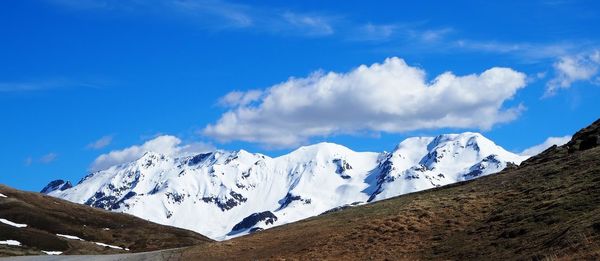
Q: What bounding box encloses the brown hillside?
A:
[0,184,212,256]
[179,118,600,260]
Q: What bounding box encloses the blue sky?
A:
[1,0,599,191]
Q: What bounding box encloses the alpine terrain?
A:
[44,132,526,240]
[172,118,600,260]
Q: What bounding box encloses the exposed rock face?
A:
[568,118,600,152]
[230,211,278,233]
[333,158,353,179]
[40,180,72,194]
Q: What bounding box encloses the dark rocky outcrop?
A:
[202,191,248,211]
[231,211,278,233]
[277,193,311,210]
[187,153,212,166]
[567,118,600,152]
[40,180,72,194]
[333,159,353,179]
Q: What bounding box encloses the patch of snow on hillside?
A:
[42,251,63,255]
[0,240,21,246]
[56,234,84,241]
[0,218,27,228]
[94,242,128,250]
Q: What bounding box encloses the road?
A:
[0,248,183,261]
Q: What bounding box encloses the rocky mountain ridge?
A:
[45,132,526,240]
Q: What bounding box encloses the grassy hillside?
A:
[0,184,212,256]
[180,119,600,260]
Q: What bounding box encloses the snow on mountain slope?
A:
[46,133,526,240]
[369,133,526,201]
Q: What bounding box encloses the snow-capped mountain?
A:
[369,133,524,200]
[45,132,526,240]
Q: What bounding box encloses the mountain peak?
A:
[299,142,350,151]
[426,132,522,162]
[284,142,356,160]
[430,132,486,146]
[140,151,168,160]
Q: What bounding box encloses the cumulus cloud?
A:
[86,135,113,150]
[90,135,214,171]
[546,50,600,96]
[521,136,571,157]
[204,57,527,148]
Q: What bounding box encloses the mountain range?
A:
[44,132,526,240]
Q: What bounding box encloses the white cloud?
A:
[0,82,55,92]
[545,50,600,96]
[24,153,59,166]
[455,40,523,54]
[356,23,398,41]
[452,40,579,61]
[352,23,452,43]
[281,12,334,36]
[40,153,58,164]
[218,90,263,107]
[50,0,337,37]
[171,0,254,28]
[521,136,571,157]
[0,79,99,93]
[90,135,214,171]
[86,135,113,150]
[204,57,527,148]
[419,28,452,42]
